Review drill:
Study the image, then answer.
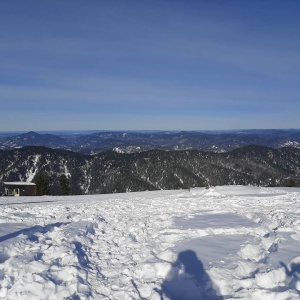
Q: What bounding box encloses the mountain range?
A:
[1,129,300,154]
[0,145,299,195]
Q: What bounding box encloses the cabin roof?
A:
[3,182,36,186]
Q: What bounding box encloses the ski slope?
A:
[0,186,300,299]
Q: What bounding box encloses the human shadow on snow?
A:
[156,250,223,300]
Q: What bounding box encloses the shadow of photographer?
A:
[156,249,223,300]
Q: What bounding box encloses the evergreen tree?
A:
[287,179,296,187]
[59,174,70,195]
[33,172,50,196]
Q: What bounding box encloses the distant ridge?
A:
[1,130,300,155]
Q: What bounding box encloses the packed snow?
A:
[0,186,300,299]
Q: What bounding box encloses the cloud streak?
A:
[0,0,299,130]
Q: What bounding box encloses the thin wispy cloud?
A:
[0,0,299,130]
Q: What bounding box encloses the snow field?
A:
[0,187,300,299]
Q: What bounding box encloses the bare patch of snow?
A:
[26,155,41,182]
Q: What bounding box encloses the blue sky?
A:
[0,0,299,131]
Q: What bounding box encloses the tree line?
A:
[33,173,70,196]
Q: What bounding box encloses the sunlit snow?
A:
[0,186,300,299]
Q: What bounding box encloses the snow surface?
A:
[1,186,300,299]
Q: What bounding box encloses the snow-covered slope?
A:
[0,186,300,299]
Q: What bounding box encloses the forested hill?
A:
[0,145,300,195]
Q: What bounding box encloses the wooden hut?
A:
[3,182,37,196]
